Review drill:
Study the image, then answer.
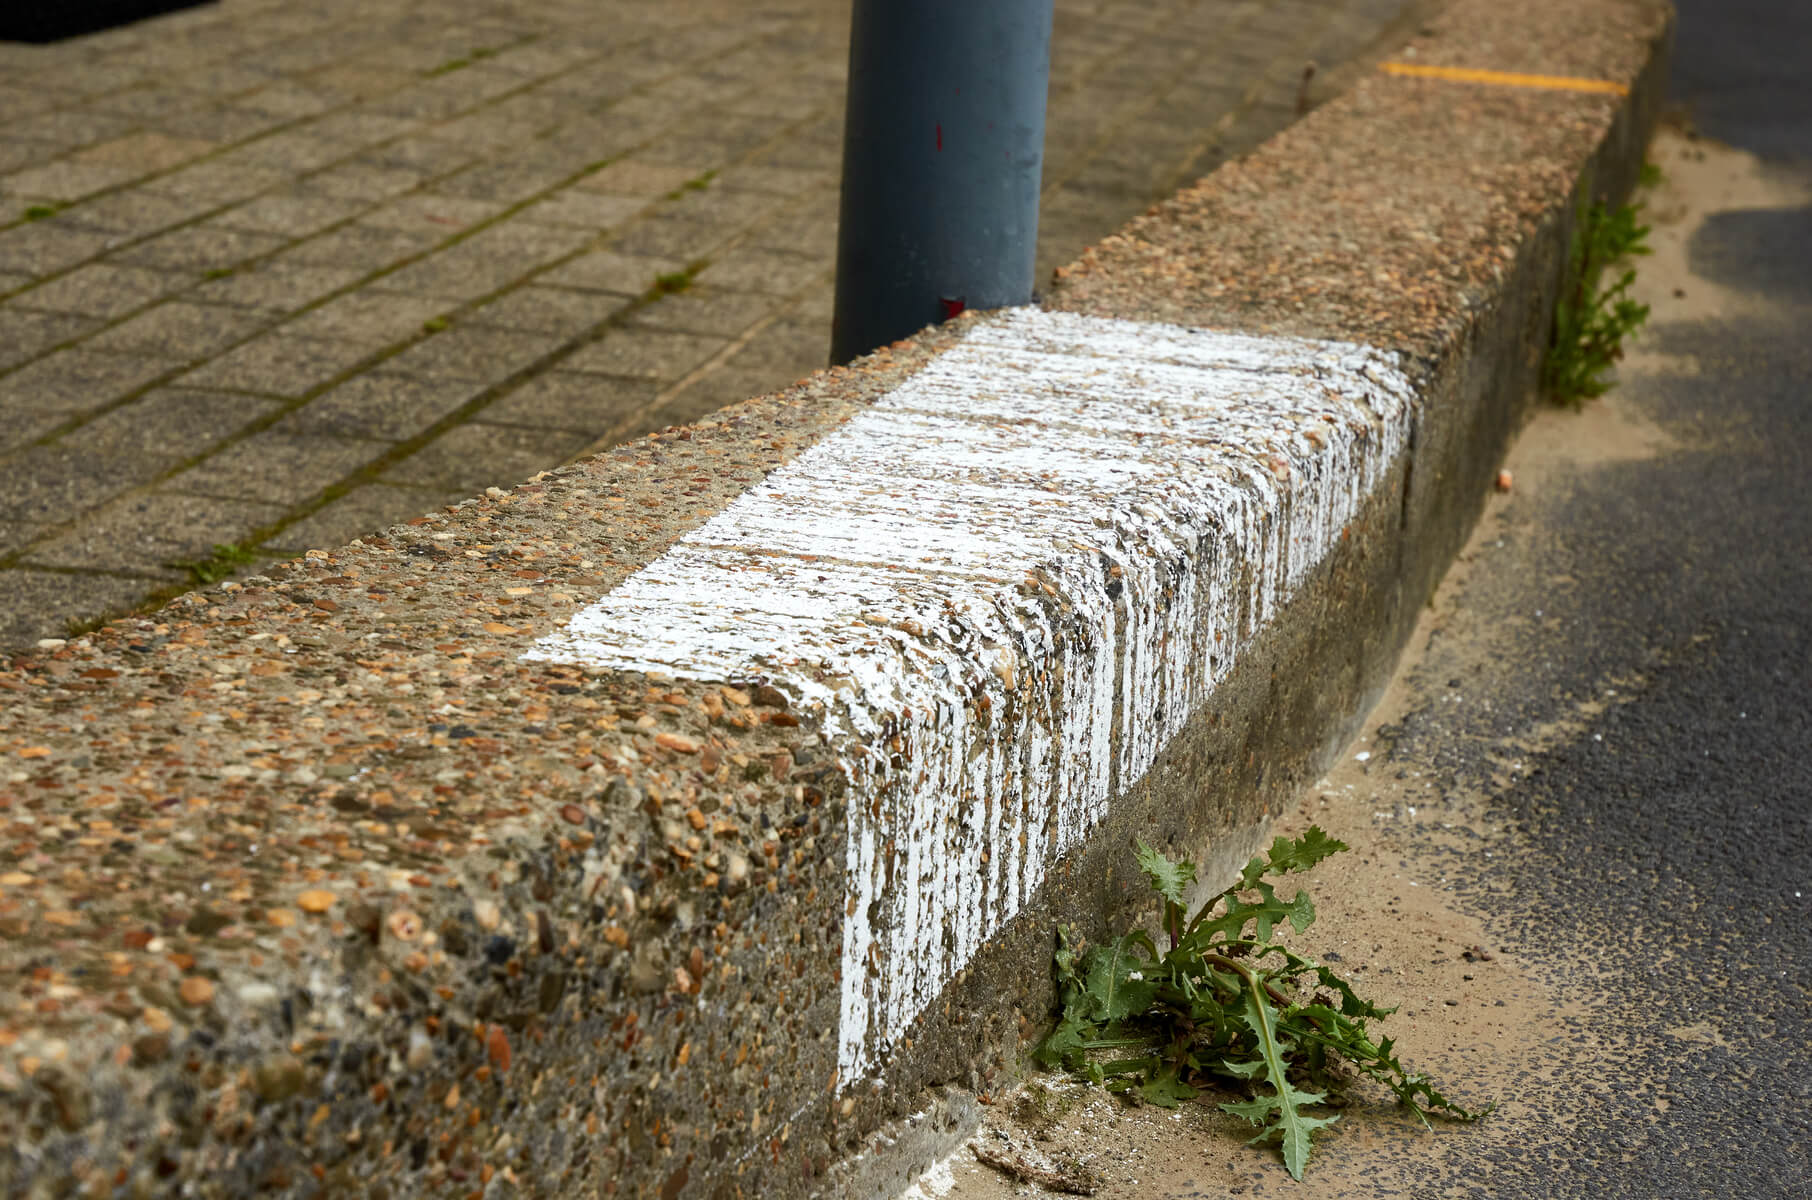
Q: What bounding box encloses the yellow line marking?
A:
[1380,61,1629,96]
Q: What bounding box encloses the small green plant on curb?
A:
[173,542,261,585]
[1545,194,1652,405]
[1036,828,1488,1180]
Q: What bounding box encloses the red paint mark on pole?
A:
[935,122,943,151]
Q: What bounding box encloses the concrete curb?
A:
[0,0,1670,1195]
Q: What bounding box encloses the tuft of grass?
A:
[647,259,709,299]
[666,169,719,201]
[172,542,261,586]
[1037,828,1487,1180]
[23,204,63,221]
[422,315,451,334]
[1545,193,1652,405]
[426,45,500,76]
[202,267,234,280]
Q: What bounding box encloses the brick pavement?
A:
[0,0,1421,650]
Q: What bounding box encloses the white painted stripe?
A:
[525,308,1416,1086]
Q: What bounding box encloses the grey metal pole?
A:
[830,0,1054,366]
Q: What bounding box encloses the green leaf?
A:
[1225,967,1339,1180]
[1138,1067,1199,1108]
[1135,841,1196,907]
[1283,888,1316,934]
[1264,826,1348,875]
[1314,965,1393,1020]
[1083,934,1159,1022]
[1035,1010,1093,1069]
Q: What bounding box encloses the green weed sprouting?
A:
[1545,195,1652,405]
[174,542,260,585]
[1036,828,1488,1180]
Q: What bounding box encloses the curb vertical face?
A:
[527,308,1417,1086]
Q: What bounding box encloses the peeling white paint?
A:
[525,308,1416,1087]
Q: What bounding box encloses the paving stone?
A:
[0,570,152,647]
[68,131,217,173]
[0,512,51,557]
[299,162,430,203]
[471,39,602,79]
[643,364,788,430]
[353,135,480,179]
[279,292,450,345]
[168,429,386,505]
[20,491,286,578]
[295,111,422,150]
[540,249,675,295]
[176,334,375,396]
[694,247,827,295]
[574,160,700,200]
[0,308,102,369]
[213,132,351,174]
[0,349,176,414]
[377,222,592,300]
[604,214,731,261]
[381,326,562,385]
[359,192,503,236]
[562,327,726,380]
[431,159,576,205]
[627,286,775,337]
[664,181,791,231]
[372,240,533,302]
[382,421,591,492]
[715,313,828,375]
[366,72,512,122]
[517,191,647,231]
[297,65,418,105]
[277,372,486,441]
[83,301,270,360]
[0,442,170,526]
[236,79,336,119]
[466,286,627,338]
[139,161,291,206]
[207,191,365,238]
[51,187,213,239]
[189,260,365,312]
[268,483,448,551]
[7,111,137,155]
[0,222,112,279]
[0,161,141,203]
[9,263,190,320]
[109,225,290,273]
[78,387,279,465]
[630,133,762,170]
[0,408,70,456]
[481,370,657,433]
[281,223,440,272]
[426,109,552,154]
[0,140,63,177]
[711,164,826,196]
[151,105,292,146]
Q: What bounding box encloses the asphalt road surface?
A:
[933,3,1812,1195]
